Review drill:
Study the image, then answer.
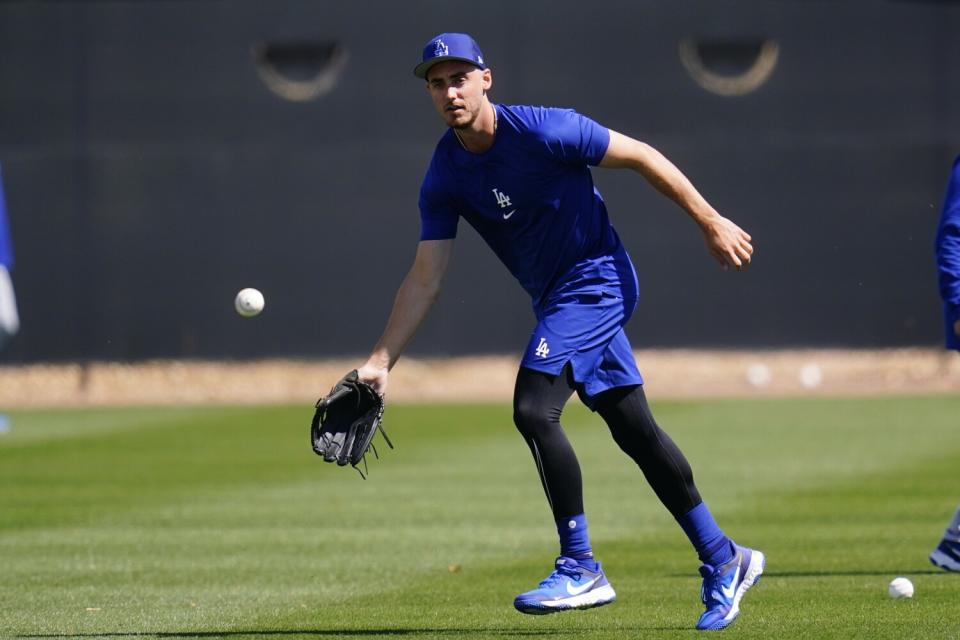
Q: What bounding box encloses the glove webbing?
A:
[354,398,392,480]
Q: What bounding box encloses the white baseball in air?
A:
[234,288,265,317]
[888,577,914,599]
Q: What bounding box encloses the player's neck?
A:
[453,101,496,154]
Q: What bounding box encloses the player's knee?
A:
[513,397,553,438]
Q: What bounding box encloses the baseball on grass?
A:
[888,577,914,599]
[234,288,265,317]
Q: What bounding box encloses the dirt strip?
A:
[0,349,958,409]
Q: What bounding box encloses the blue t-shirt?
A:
[935,155,960,348]
[419,104,632,308]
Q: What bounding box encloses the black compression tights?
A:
[512,365,702,520]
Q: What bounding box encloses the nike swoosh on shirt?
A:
[502,209,517,220]
[565,576,599,596]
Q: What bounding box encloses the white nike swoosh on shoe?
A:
[565,576,599,596]
[502,209,516,220]
[720,566,740,600]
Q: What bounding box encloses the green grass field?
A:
[1,395,959,639]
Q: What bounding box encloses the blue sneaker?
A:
[513,556,616,615]
[930,538,960,572]
[696,545,765,631]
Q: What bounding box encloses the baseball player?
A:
[930,154,960,573]
[352,33,763,630]
[0,163,18,350]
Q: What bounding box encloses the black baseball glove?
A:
[311,370,392,477]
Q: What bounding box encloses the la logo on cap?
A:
[414,33,486,78]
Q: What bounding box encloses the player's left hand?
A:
[702,215,753,271]
[311,369,393,477]
[357,362,389,397]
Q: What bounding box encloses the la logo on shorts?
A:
[534,337,550,358]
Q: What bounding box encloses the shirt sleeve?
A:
[537,108,611,166]
[936,156,960,308]
[418,155,459,241]
[0,164,12,269]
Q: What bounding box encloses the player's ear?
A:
[482,68,492,91]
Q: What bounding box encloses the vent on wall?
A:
[679,37,779,97]
[252,39,348,102]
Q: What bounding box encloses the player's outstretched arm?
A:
[356,239,454,395]
[600,130,753,270]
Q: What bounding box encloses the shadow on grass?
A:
[665,568,949,578]
[16,629,591,639]
[762,569,949,578]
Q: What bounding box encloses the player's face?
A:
[425,61,492,129]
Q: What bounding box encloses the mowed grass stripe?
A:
[243,420,960,639]
[243,396,960,639]
[1,395,959,638]
[226,445,960,639]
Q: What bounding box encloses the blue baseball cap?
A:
[414,33,486,79]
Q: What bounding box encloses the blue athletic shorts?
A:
[945,304,960,351]
[520,285,643,410]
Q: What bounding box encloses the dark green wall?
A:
[1,0,958,361]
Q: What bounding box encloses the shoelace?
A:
[539,565,583,588]
[699,565,714,604]
[699,566,729,605]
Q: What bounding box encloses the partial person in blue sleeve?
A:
[342,34,762,630]
[930,154,960,573]
[0,163,19,350]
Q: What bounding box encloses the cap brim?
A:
[413,56,485,79]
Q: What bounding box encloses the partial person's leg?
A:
[0,265,16,433]
[594,383,764,630]
[945,507,960,542]
[0,264,19,349]
[512,364,616,614]
[930,505,960,572]
[513,364,581,526]
[593,384,731,558]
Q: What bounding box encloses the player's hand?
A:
[702,215,753,271]
[357,362,389,397]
